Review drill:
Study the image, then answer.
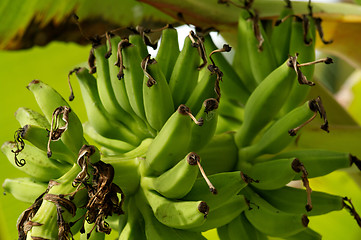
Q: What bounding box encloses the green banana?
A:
[141,187,208,230]
[187,194,248,232]
[202,34,250,105]
[83,122,135,153]
[129,32,149,59]
[75,67,141,145]
[142,152,199,199]
[234,56,298,148]
[246,11,278,84]
[188,98,219,152]
[237,99,322,166]
[254,186,345,217]
[281,15,317,114]
[270,1,293,65]
[122,38,147,120]
[107,36,134,115]
[144,104,200,175]
[19,124,76,164]
[155,26,180,82]
[243,158,299,190]
[118,197,146,240]
[1,141,70,181]
[272,149,361,179]
[93,43,131,122]
[233,9,258,92]
[243,187,309,238]
[2,178,48,203]
[27,80,84,155]
[182,171,248,209]
[169,33,201,108]
[285,228,322,240]
[197,132,238,175]
[135,191,206,240]
[226,212,268,240]
[142,54,175,131]
[15,107,50,129]
[185,67,218,115]
[80,222,105,240]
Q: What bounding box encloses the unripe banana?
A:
[140,187,208,230]
[122,38,147,120]
[1,141,70,181]
[243,158,299,190]
[188,98,219,152]
[19,124,76,164]
[202,34,250,105]
[238,99,321,166]
[182,171,248,209]
[142,54,174,131]
[135,192,206,240]
[216,114,243,134]
[129,32,149,59]
[155,26,180,82]
[234,56,297,148]
[75,67,141,145]
[27,80,84,155]
[142,152,199,199]
[83,122,135,153]
[144,104,198,175]
[93,43,133,122]
[80,222,105,240]
[15,107,50,129]
[233,9,258,92]
[197,132,238,175]
[243,187,309,238]
[217,98,244,123]
[187,194,248,232]
[254,186,345,217]
[106,35,134,114]
[2,178,48,203]
[270,2,294,65]
[281,15,317,114]
[169,34,201,108]
[245,11,278,84]
[272,149,360,179]
[185,67,218,115]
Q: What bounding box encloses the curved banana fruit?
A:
[144,104,197,175]
[142,152,199,199]
[187,194,248,232]
[27,80,84,154]
[2,177,48,203]
[243,187,309,238]
[254,186,345,217]
[1,141,70,181]
[169,33,201,108]
[155,26,180,82]
[140,187,208,230]
[15,107,50,129]
[142,54,174,131]
[182,171,248,209]
[234,56,298,148]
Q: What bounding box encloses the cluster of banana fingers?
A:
[2,1,361,239]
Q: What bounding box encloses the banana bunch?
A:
[2,1,361,239]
